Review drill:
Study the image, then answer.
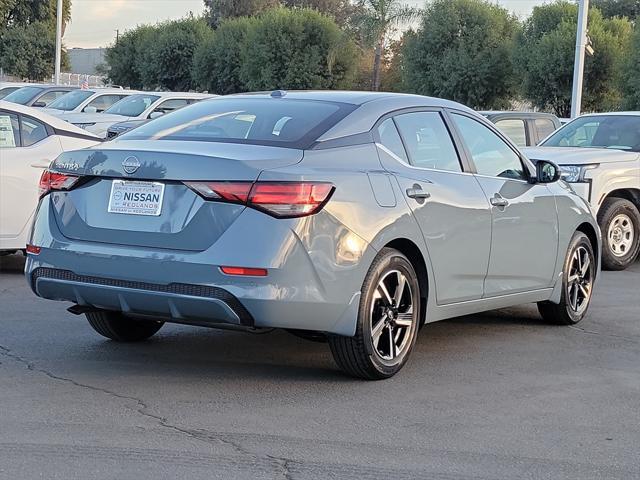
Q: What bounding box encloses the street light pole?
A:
[54,0,63,84]
[571,0,589,118]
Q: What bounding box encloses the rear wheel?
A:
[598,197,640,271]
[538,231,595,325]
[329,248,420,380]
[86,310,164,342]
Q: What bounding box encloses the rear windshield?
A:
[3,86,44,104]
[48,90,95,110]
[542,115,640,152]
[120,97,356,148]
[104,94,160,117]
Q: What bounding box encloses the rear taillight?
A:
[38,170,80,198]
[184,181,334,218]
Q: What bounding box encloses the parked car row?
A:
[2,88,638,379]
[0,83,214,139]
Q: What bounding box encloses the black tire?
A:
[328,248,421,380]
[286,329,328,343]
[598,197,640,271]
[86,310,164,342]
[538,231,595,325]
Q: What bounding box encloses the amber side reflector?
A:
[220,266,268,277]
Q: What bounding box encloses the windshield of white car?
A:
[120,98,357,149]
[3,86,44,104]
[104,94,160,117]
[47,90,95,110]
[542,115,640,152]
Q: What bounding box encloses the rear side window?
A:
[535,118,557,141]
[394,112,461,172]
[377,118,408,162]
[122,98,356,148]
[0,113,20,148]
[494,119,527,147]
[21,116,48,146]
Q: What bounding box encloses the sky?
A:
[64,0,546,49]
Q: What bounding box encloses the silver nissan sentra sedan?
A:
[25,91,600,379]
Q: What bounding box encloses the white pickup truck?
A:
[523,112,640,271]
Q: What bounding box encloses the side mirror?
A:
[149,111,164,119]
[83,106,98,113]
[536,160,561,184]
[32,101,46,108]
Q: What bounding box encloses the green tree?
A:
[517,1,633,117]
[592,0,640,19]
[192,17,256,93]
[355,0,420,91]
[622,25,640,107]
[103,25,157,89]
[240,8,359,90]
[140,17,211,91]
[0,0,72,80]
[203,0,278,27]
[403,0,520,109]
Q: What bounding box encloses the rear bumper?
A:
[31,267,254,327]
[25,199,374,336]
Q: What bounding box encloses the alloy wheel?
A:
[370,270,416,365]
[567,246,593,314]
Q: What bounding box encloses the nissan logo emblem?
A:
[122,156,141,174]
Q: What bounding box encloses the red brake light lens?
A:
[38,170,80,198]
[185,181,334,218]
[26,244,41,255]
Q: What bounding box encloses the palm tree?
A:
[357,0,420,91]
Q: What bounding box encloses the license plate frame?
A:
[107,180,165,217]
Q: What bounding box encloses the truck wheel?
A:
[86,311,164,342]
[598,197,640,271]
[328,248,420,380]
[538,231,595,325]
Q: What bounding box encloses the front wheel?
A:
[86,310,164,342]
[538,231,595,325]
[328,248,421,380]
[598,198,640,271]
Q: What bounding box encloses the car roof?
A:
[480,110,558,117]
[0,100,100,138]
[138,91,216,99]
[578,111,640,117]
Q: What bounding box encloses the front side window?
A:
[542,115,640,152]
[105,94,161,117]
[452,113,526,180]
[36,90,69,106]
[21,116,48,147]
[86,94,125,112]
[0,113,20,148]
[377,118,408,162]
[121,98,355,148]
[47,90,94,111]
[394,112,461,172]
[152,99,190,115]
[495,119,527,147]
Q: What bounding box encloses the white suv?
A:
[524,112,640,271]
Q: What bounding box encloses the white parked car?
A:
[0,101,101,254]
[62,92,215,138]
[42,88,136,116]
[523,112,640,270]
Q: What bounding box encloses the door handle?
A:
[490,194,509,208]
[406,185,431,200]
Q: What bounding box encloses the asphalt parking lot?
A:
[0,253,638,480]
